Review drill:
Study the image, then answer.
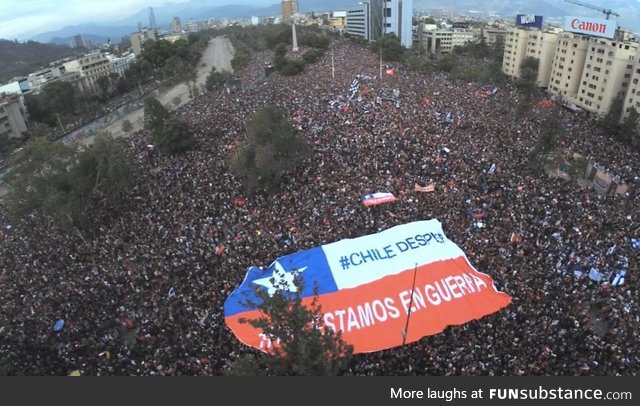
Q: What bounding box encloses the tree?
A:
[225,276,353,376]
[191,81,200,98]
[4,134,133,238]
[163,55,192,84]
[528,110,564,173]
[121,119,133,133]
[302,49,320,63]
[438,54,457,73]
[73,134,133,211]
[274,42,288,58]
[602,97,624,139]
[491,35,505,62]
[205,66,231,91]
[44,81,78,115]
[371,34,405,62]
[153,118,194,154]
[228,105,310,194]
[144,96,169,133]
[96,75,111,100]
[231,46,251,72]
[279,60,306,76]
[518,57,539,96]
[620,107,640,148]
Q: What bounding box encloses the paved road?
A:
[82,36,235,144]
[0,37,235,196]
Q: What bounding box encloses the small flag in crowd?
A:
[588,268,604,282]
[414,183,435,193]
[215,245,225,256]
[361,192,398,207]
[386,68,395,76]
[53,319,65,332]
[445,112,453,124]
[510,232,522,244]
[487,163,496,175]
[631,238,640,251]
[610,270,626,286]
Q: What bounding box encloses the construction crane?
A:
[564,0,620,19]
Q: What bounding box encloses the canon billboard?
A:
[515,14,543,28]
[564,16,616,39]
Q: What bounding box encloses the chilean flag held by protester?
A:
[224,220,512,354]
[360,192,398,207]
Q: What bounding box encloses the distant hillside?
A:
[0,40,84,84]
[31,23,138,45]
[48,34,110,47]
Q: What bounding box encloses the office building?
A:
[130,28,157,55]
[502,27,560,88]
[171,17,182,32]
[0,93,29,139]
[422,28,474,54]
[281,0,299,22]
[63,52,114,93]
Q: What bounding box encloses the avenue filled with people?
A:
[0,37,638,375]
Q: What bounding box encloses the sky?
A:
[0,0,274,40]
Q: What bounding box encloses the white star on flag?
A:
[252,261,307,296]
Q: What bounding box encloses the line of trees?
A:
[3,134,134,240]
[24,32,211,136]
[602,98,640,149]
[224,24,330,77]
[144,96,194,154]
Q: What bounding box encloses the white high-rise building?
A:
[345,0,413,47]
[383,0,413,48]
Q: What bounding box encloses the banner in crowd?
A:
[415,183,435,193]
[361,192,398,207]
[224,220,513,353]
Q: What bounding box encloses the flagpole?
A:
[402,263,419,346]
[331,49,335,80]
[379,47,383,82]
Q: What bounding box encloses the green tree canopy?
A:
[225,277,353,376]
[205,66,232,91]
[602,97,624,139]
[228,105,310,194]
[144,96,169,133]
[279,60,306,76]
[121,119,133,133]
[620,107,640,148]
[438,54,457,72]
[4,134,133,237]
[518,56,539,96]
[153,118,194,154]
[371,34,405,62]
[528,110,564,173]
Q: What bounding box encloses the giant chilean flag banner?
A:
[224,220,512,353]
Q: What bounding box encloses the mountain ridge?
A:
[20,0,640,44]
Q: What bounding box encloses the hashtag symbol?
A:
[339,256,351,270]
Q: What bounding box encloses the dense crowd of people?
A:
[0,38,638,376]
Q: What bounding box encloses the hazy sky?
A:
[0,0,274,40]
